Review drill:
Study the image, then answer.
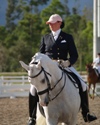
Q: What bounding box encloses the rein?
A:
[38,67,51,95]
[50,71,66,101]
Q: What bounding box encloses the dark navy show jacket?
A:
[40,31,78,65]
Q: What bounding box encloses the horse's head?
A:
[86,63,93,72]
[19,52,58,106]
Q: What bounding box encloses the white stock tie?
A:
[53,33,58,41]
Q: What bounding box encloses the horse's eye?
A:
[32,62,38,64]
[41,79,45,83]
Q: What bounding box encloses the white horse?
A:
[20,52,80,125]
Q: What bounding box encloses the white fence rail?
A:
[0,76,28,85]
[0,75,100,98]
[0,76,30,98]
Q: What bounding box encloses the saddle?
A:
[62,68,83,96]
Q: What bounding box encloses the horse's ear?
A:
[36,60,42,69]
[19,61,29,71]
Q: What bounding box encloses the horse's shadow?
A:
[86,63,100,99]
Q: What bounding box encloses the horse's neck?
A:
[88,68,97,76]
[51,66,61,77]
[42,59,62,84]
[49,65,62,83]
[43,60,61,78]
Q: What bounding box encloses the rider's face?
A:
[49,21,62,31]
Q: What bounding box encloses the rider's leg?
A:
[68,67,97,122]
[94,68,99,77]
[81,89,97,122]
[28,85,39,125]
[98,67,100,78]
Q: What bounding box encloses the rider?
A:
[28,14,97,125]
[92,53,100,78]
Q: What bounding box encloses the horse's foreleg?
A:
[46,119,58,125]
[88,83,92,98]
[93,84,96,99]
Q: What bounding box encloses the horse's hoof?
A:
[27,118,36,125]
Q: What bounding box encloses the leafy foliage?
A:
[0,0,93,72]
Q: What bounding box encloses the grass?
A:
[0,72,27,76]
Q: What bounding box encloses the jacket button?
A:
[57,57,59,60]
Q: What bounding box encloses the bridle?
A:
[29,66,52,95]
[28,62,66,101]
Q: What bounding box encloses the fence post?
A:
[0,76,3,94]
[1,76,4,85]
[22,76,25,84]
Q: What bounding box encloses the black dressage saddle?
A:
[62,68,83,96]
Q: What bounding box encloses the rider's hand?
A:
[60,60,70,68]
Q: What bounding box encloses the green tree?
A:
[6,0,18,31]
[0,26,7,44]
[63,14,92,71]
[0,44,10,72]
[14,13,42,52]
[2,0,50,71]
[80,21,93,64]
[1,0,93,72]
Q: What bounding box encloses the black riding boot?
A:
[99,74,100,79]
[81,90,97,122]
[28,93,38,125]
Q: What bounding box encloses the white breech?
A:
[96,66,100,74]
[93,65,100,74]
[30,84,37,96]
[66,66,87,91]
[98,66,100,73]
[93,68,99,77]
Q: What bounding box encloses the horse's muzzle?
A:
[40,102,49,106]
[39,101,49,106]
[39,97,50,106]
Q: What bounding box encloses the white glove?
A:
[61,60,70,68]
